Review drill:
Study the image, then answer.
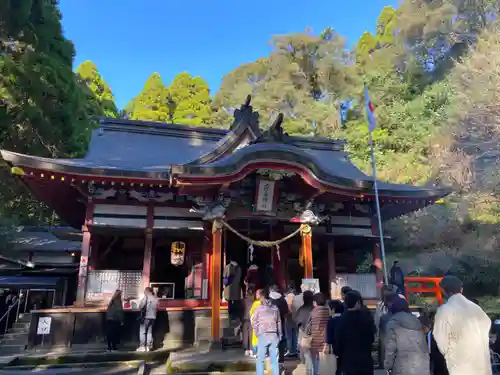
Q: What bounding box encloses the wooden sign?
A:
[255,179,277,214]
[171,241,186,266]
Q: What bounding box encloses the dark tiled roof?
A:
[9,231,81,252]
[0,115,450,199]
[84,118,226,170]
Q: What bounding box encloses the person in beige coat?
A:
[433,276,492,375]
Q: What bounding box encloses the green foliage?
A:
[1,0,500,296]
[212,29,352,135]
[130,73,171,122]
[129,72,212,125]
[0,0,104,227]
[168,72,212,126]
[356,31,378,61]
[76,60,118,118]
[376,6,397,46]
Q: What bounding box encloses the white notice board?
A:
[302,278,320,294]
[37,317,52,335]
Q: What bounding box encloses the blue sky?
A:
[60,0,398,109]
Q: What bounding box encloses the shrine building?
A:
[0,97,449,349]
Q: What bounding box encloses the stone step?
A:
[1,337,28,346]
[17,313,31,322]
[2,360,144,373]
[0,344,27,356]
[1,332,27,340]
[8,326,29,334]
[12,321,30,330]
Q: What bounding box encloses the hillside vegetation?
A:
[1,0,499,293]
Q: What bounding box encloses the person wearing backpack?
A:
[137,287,158,352]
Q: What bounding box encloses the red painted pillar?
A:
[373,243,383,298]
[142,204,154,291]
[210,223,223,342]
[301,225,313,279]
[76,200,94,306]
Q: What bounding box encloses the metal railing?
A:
[0,299,20,338]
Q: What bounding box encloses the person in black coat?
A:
[326,299,344,375]
[269,285,289,363]
[334,291,376,375]
[421,312,449,375]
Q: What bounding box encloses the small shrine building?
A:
[0,97,449,347]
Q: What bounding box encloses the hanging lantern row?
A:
[12,167,171,189]
[11,166,440,207]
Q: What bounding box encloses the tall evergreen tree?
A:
[76,60,118,118]
[168,72,212,126]
[0,0,103,225]
[131,73,170,122]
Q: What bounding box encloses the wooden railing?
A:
[404,276,444,305]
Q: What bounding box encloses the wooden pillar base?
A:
[208,340,223,351]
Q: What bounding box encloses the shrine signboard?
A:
[255,179,277,214]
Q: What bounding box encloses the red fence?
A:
[404,276,444,305]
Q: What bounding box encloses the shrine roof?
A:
[0,113,348,180]
[9,231,81,252]
[0,96,451,202]
[1,118,227,179]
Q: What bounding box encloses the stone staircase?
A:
[0,313,30,356]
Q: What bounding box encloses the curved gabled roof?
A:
[0,96,450,203]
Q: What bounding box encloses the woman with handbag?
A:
[295,291,314,363]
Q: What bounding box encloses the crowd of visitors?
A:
[103,265,493,375]
[245,274,493,375]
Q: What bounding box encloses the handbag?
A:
[300,333,313,349]
[318,352,337,375]
[300,316,313,349]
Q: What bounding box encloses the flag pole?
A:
[365,87,389,286]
